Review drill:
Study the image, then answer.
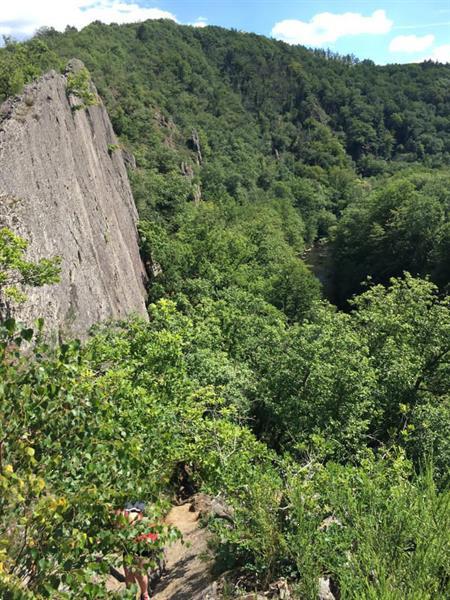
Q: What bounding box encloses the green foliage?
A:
[139,197,320,322]
[217,452,449,599]
[22,18,447,308]
[0,227,61,314]
[256,305,377,458]
[256,276,449,473]
[0,37,61,102]
[0,300,281,597]
[66,67,98,109]
[35,20,450,172]
[107,143,120,155]
[333,170,450,301]
[1,274,448,596]
[2,21,449,306]
[351,276,450,481]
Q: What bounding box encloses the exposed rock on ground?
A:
[0,63,148,338]
[189,492,235,523]
[318,576,337,600]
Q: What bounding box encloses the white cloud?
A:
[191,17,208,29]
[429,44,450,63]
[389,34,435,53]
[0,1,176,39]
[413,43,450,64]
[271,9,393,47]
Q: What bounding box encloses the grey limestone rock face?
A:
[0,65,148,339]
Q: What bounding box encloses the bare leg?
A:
[124,561,149,600]
[124,564,136,588]
[134,568,150,600]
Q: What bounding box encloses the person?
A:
[115,501,159,600]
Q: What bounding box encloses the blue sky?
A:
[1,1,449,63]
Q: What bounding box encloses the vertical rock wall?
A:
[0,65,148,338]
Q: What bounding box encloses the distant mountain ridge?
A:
[35,20,450,170]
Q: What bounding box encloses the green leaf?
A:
[4,317,16,334]
[21,327,34,341]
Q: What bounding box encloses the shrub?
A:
[66,67,98,109]
[214,451,449,599]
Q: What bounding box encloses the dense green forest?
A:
[1,20,449,599]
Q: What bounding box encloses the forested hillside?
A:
[2,19,449,302]
[0,20,449,599]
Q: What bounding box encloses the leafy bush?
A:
[0,227,60,316]
[215,452,449,599]
[66,67,98,109]
[0,37,61,102]
[0,304,276,597]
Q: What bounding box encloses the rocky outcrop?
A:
[0,62,148,338]
[188,492,235,523]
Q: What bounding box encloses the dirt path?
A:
[107,501,214,599]
[153,503,213,599]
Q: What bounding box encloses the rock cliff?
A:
[0,62,148,338]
